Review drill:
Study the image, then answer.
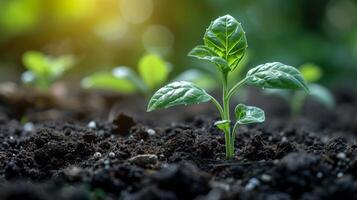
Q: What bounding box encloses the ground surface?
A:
[0,85,356,200]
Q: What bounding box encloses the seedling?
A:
[147,15,309,160]
[265,63,335,116]
[21,51,75,91]
[81,53,170,97]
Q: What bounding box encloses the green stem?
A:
[209,95,224,118]
[221,72,234,159]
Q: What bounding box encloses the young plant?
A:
[147,15,309,160]
[265,63,335,116]
[81,53,170,97]
[21,51,75,91]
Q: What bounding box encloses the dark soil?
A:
[0,85,357,200]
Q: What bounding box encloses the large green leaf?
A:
[188,45,229,72]
[138,54,169,89]
[235,104,265,125]
[245,62,309,92]
[203,15,247,71]
[147,81,211,112]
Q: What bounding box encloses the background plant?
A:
[147,15,309,160]
[21,51,75,91]
[265,63,335,116]
[81,53,170,97]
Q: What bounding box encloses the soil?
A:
[0,84,357,200]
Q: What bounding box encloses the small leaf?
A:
[214,120,231,132]
[138,54,169,89]
[81,72,137,94]
[51,55,75,78]
[299,63,322,83]
[246,62,309,92]
[147,81,211,112]
[308,84,335,109]
[204,15,247,71]
[235,104,265,125]
[113,67,147,93]
[22,51,50,77]
[188,45,229,72]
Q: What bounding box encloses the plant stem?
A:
[222,72,234,159]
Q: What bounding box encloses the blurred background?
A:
[0,0,356,87]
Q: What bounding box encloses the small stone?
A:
[128,154,158,166]
[210,181,230,191]
[316,172,323,178]
[108,152,115,158]
[9,136,14,140]
[147,129,156,136]
[64,166,83,181]
[93,152,102,159]
[23,122,35,132]
[337,172,344,178]
[88,121,97,129]
[281,136,288,142]
[268,136,273,141]
[337,152,346,160]
[245,178,260,190]
[260,174,272,182]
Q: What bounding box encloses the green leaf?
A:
[214,120,231,132]
[81,72,137,94]
[147,81,211,112]
[113,67,147,93]
[188,45,229,72]
[308,84,335,109]
[299,63,322,83]
[138,54,169,89]
[246,62,309,92]
[22,51,50,77]
[51,55,75,78]
[203,15,247,71]
[235,104,265,125]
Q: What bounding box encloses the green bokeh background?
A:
[0,0,356,87]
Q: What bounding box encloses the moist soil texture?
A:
[0,86,357,200]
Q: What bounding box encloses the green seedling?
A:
[21,51,75,91]
[265,63,335,116]
[81,53,170,97]
[147,15,309,160]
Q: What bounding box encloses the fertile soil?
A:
[0,85,357,200]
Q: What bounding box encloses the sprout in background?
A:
[21,51,75,91]
[82,53,170,97]
[265,63,335,116]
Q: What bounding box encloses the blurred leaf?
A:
[299,63,322,83]
[81,72,137,94]
[308,83,335,109]
[22,51,49,78]
[138,54,169,90]
[174,69,216,91]
[113,66,147,94]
